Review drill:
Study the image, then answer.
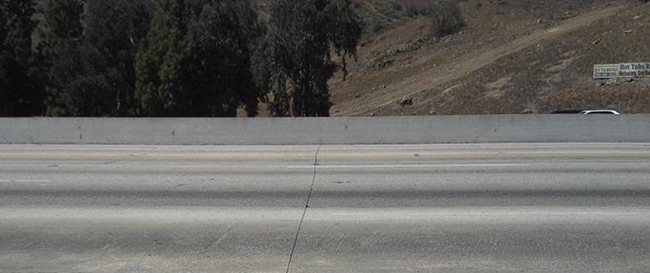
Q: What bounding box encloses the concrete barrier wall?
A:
[1,115,649,145]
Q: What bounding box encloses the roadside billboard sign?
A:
[618,63,650,77]
[594,63,650,79]
[594,64,619,79]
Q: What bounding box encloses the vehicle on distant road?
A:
[579,109,621,115]
[551,109,584,114]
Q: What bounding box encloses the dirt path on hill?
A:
[332,4,627,117]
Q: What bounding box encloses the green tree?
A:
[182,0,262,117]
[83,0,152,116]
[43,0,84,40]
[136,0,261,117]
[39,0,86,116]
[258,0,362,117]
[47,41,117,116]
[0,0,44,116]
[40,0,152,117]
[135,0,187,116]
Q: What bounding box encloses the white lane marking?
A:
[316,207,650,221]
[0,179,50,183]
[288,163,529,169]
[329,211,647,217]
[0,207,304,221]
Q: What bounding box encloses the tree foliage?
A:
[0,0,44,116]
[136,0,261,117]
[38,0,82,115]
[43,0,84,40]
[1,0,364,118]
[135,0,185,117]
[39,0,152,117]
[43,1,88,116]
[257,0,362,117]
[182,0,262,117]
[84,0,153,116]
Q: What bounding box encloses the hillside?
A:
[323,0,650,116]
[32,0,649,117]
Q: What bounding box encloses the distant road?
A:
[1,143,650,273]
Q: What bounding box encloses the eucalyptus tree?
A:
[257,0,363,117]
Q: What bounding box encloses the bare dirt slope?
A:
[330,1,650,116]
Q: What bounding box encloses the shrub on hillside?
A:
[402,0,433,17]
[401,0,465,37]
[370,17,387,33]
[429,1,465,37]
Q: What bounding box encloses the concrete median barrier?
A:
[1,115,649,145]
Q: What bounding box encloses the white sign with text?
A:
[594,63,650,79]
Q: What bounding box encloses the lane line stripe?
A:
[0,180,50,183]
[330,212,649,217]
[288,163,529,169]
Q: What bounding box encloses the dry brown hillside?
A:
[328,0,650,116]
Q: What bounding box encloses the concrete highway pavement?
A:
[1,143,650,272]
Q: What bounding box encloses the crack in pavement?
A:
[285,144,322,273]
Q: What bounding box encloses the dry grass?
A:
[329,0,650,116]
[245,0,650,116]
